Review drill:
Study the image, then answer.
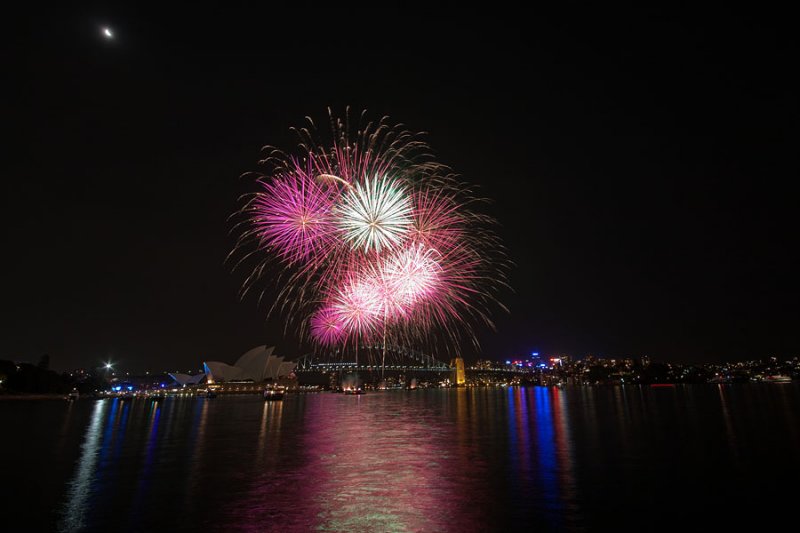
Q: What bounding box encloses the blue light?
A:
[539,363,547,368]
[127,386,133,391]
[531,352,539,357]
[113,385,122,391]
[505,360,511,365]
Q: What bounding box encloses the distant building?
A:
[169,373,206,386]
[203,345,296,383]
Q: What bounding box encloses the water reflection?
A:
[58,400,77,456]
[775,384,800,448]
[507,387,533,485]
[718,385,739,462]
[60,399,109,532]
[256,401,284,469]
[40,386,800,532]
[553,388,580,527]
[506,387,581,530]
[231,393,488,531]
[182,397,210,519]
[533,386,558,520]
[129,402,162,528]
[112,400,131,461]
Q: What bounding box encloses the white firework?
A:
[336,175,413,253]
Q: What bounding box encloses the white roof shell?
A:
[204,345,296,382]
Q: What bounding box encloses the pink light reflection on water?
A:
[231,392,492,532]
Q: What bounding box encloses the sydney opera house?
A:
[202,345,296,383]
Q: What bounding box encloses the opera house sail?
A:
[203,345,296,383]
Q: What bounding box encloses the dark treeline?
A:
[0,357,103,394]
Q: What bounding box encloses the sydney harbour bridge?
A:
[292,345,514,386]
[294,344,463,385]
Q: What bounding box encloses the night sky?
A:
[4,6,797,371]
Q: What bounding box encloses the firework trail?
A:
[231,110,508,362]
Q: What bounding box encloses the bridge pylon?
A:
[450,357,466,386]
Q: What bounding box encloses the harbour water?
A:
[3,385,799,531]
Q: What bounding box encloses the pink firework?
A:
[380,243,442,315]
[329,274,383,339]
[410,187,465,251]
[251,162,337,264]
[233,110,508,357]
[310,306,346,346]
[411,240,489,337]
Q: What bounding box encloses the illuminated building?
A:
[203,345,296,383]
[474,360,494,370]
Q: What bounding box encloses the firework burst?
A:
[250,162,337,264]
[330,274,383,337]
[231,110,508,360]
[336,175,413,253]
[310,306,345,347]
[380,243,442,313]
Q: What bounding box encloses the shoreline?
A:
[0,394,71,401]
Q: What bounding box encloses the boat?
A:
[763,375,792,383]
[67,389,80,401]
[343,387,365,395]
[263,386,285,401]
[205,389,217,398]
